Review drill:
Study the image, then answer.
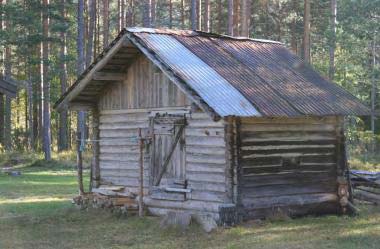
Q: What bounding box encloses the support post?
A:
[138,128,144,217]
[91,109,100,189]
[77,131,85,195]
[336,117,350,214]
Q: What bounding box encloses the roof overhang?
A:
[55,31,139,112]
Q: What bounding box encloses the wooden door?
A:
[150,114,186,189]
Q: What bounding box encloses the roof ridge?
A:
[125,27,283,44]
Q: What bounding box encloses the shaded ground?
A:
[0,154,380,249]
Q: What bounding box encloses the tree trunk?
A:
[180,0,185,29]
[169,0,173,29]
[77,0,86,195]
[86,0,96,66]
[227,0,233,35]
[4,95,11,150]
[371,35,377,134]
[103,0,109,48]
[121,0,125,29]
[233,0,239,36]
[0,0,4,147]
[143,0,151,28]
[117,0,121,32]
[241,0,251,37]
[196,0,201,30]
[58,0,68,152]
[0,95,3,146]
[95,0,100,56]
[329,0,337,80]
[303,0,311,63]
[126,0,134,26]
[203,0,210,32]
[77,131,85,195]
[33,47,40,151]
[27,77,34,150]
[191,0,197,30]
[78,0,85,74]
[217,0,222,34]
[3,0,12,151]
[290,0,297,53]
[42,0,51,160]
[151,0,156,27]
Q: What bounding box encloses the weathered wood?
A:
[56,36,131,111]
[242,181,337,199]
[242,164,336,175]
[242,193,338,209]
[242,171,337,188]
[239,117,340,217]
[148,207,220,221]
[77,132,85,195]
[190,190,227,203]
[144,197,221,213]
[138,128,144,217]
[224,116,235,204]
[186,163,225,173]
[354,190,380,204]
[98,55,191,111]
[93,72,126,81]
[154,124,185,186]
[187,181,226,193]
[243,201,339,219]
[150,191,185,201]
[126,34,220,121]
[186,154,226,165]
[187,172,226,184]
[92,109,100,188]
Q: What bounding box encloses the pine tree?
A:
[42,0,51,159]
[59,0,68,151]
[303,0,311,63]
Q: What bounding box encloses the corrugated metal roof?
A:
[173,35,299,117]
[55,27,370,118]
[134,33,260,117]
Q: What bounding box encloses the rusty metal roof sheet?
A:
[134,33,260,117]
[55,27,370,118]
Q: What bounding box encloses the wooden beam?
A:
[93,72,126,81]
[55,35,131,111]
[69,101,96,111]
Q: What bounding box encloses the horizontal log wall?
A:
[186,112,228,203]
[98,109,150,193]
[99,55,190,111]
[145,112,229,218]
[96,55,231,219]
[239,117,340,219]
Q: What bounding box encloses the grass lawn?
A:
[0,154,380,249]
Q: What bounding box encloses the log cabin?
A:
[55,28,370,224]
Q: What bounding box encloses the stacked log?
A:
[350,170,380,205]
[72,192,139,215]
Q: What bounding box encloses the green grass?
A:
[0,153,380,249]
